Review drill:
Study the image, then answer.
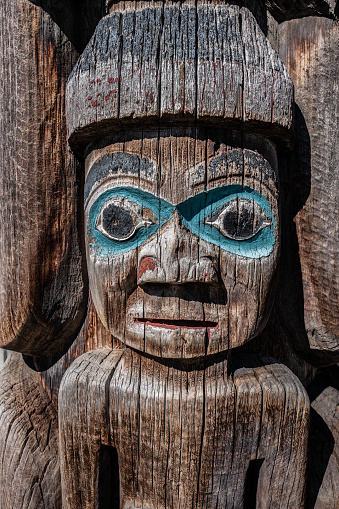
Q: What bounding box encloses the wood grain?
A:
[0,0,88,356]
[59,348,124,509]
[39,294,121,408]
[0,353,61,508]
[105,0,337,22]
[0,3,336,508]
[277,17,339,365]
[59,348,309,508]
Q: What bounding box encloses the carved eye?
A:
[96,201,153,241]
[205,198,272,241]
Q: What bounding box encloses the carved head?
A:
[65,3,293,359]
[84,128,279,358]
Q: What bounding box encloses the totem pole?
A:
[0,0,337,508]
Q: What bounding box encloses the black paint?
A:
[85,152,155,202]
[102,204,134,239]
[223,206,254,239]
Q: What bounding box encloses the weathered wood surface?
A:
[0,353,61,508]
[0,0,88,356]
[39,124,282,400]
[59,348,309,509]
[306,365,339,508]
[39,295,121,407]
[66,2,294,156]
[247,313,318,389]
[59,348,124,509]
[277,17,339,365]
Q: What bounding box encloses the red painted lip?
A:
[134,318,219,330]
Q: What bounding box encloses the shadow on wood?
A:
[306,366,339,508]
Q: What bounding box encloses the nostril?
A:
[194,258,219,284]
[137,257,158,283]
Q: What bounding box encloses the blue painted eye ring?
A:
[176,185,276,258]
[88,187,174,256]
[204,198,272,242]
[96,197,154,241]
[88,185,276,259]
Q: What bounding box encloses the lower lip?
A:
[134,318,219,330]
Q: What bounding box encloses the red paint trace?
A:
[135,318,219,330]
[138,257,157,280]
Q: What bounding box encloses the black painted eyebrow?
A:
[206,151,277,182]
[85,152,156,202]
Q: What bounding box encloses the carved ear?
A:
[0,0,88,357]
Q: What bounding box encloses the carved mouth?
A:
[134,318,219,330]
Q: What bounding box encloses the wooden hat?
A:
[66,2,295,156]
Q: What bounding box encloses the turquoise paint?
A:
[177,186,275,258]
[88,186,275,259]
[88,187,174,256]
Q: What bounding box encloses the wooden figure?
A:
[59,3,310,507]
[0,0,337,508]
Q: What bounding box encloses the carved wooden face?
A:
[84,128,279,358]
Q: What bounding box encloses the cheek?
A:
[218,247,278,347]
[86,237,138,334]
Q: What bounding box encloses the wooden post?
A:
[0,0,86,358]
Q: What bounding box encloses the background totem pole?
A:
[0,0,338,508]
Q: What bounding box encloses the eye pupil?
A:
[102,204,134,239]
[206,197,270,241]
[223,207,255,239]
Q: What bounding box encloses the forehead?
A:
[85,129,278,206]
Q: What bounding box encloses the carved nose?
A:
[137,212,219,285]
[137,256,219,285]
